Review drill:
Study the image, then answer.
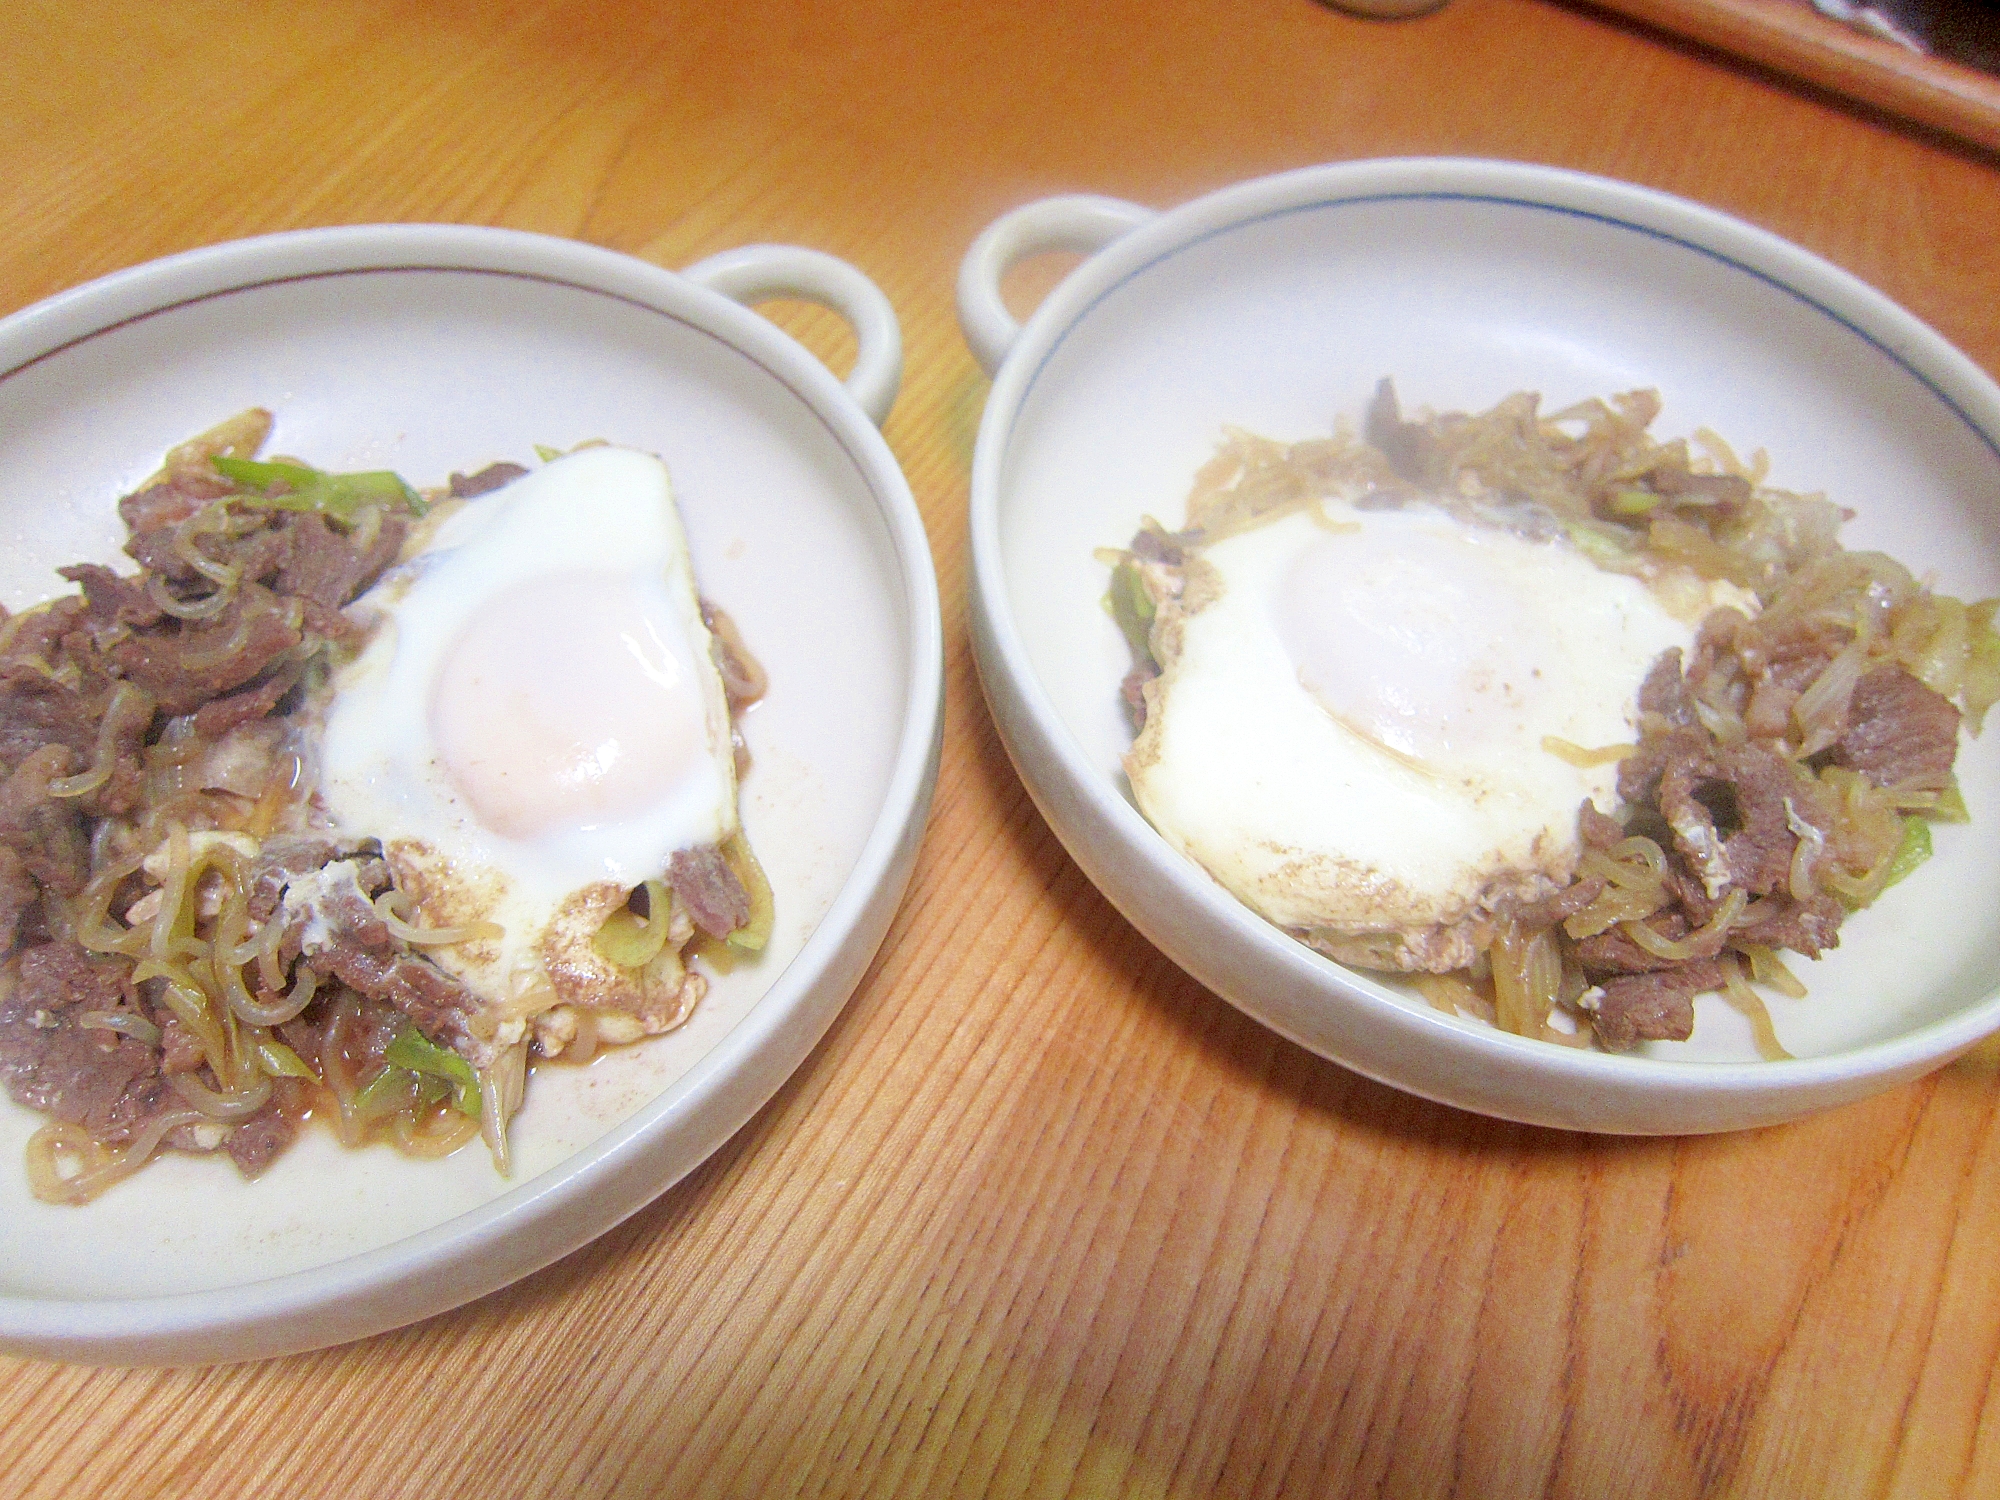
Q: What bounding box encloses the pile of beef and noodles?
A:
[0,412,767,1204]
[1107,382,1997,1054]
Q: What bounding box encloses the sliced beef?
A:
[1577,801,1626,850]
[1825,666,1960,792]
[117,475,229,579]
[1736,620,1843,741]
[448,462,528,498]
[304,943,489,1067]
[57,562,165,632]
[1129,526,1184,567]
[1652,739,1812,898]
[1732,893,1845,958]
[189,663,301,740]
[120,478,281,590]
[669,845,751,938]
[1636,648,1696,728]
[1743,676,1801,741]
[128,505,405,639]
[245,834,387,924]
[0,746,90,897]
[1510,876,1606,932]
[108,595,301,715]
[17,680,156,824]
[237,524,298,581]
[13,939,128,1010]
[247,835,341,922]
[1620,734,1720,888]
[0,845,36,953]
[0,941,168,1142]
[225,1085,303,1177]
[1541,541,1974,1052]
[1121,664,1157,730]
[1588,959,1724,1051]
[276,511,408,609]
[0,594,88,665]
[1720,746,1826,894]
[1749,617,1846,689]
[280,859,391,952]
[309,993,411,1073]
[1642,463,1751,510]
[156,1013,207,1074]
[121,514,259,592]
[1575,911,1696,977]
[247,834,338,922]
[270,856,489,1067]
[118,480,210,536]
[1364,378,1441,486]
[0,636,103,776]
[1616,724,1704,809]
[123,528,194,586]
[1685,608,1747,685]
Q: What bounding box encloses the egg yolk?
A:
[1272,524,1549,763]
[429,568,711,839]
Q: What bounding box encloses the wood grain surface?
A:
[4,1,2000,1495]
[1583,0,2000,156]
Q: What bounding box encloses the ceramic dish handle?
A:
[957,195,1158,376]
[682,245,903,427]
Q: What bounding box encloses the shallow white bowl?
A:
[0,225,943,1363]
[958,157,2000,1136]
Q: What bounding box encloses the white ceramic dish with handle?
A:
[0,224,942,1364]
[958,156,2000,1136]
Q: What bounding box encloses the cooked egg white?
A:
[1126,501,1737,971]
[316,446,737,1015]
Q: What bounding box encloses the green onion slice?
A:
[723,832,774,953]
[256,1039,320,1082]
[1104,558,1156,664]
[1883,817,1933,890]
[383,1023,482,1118]
[593,878,673,968]
[351,1065,417,1121]
[214,455,426,521]
[1933,778,1970,825]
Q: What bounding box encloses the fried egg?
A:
[315,446,738,1016]
[1126,501,1738,971]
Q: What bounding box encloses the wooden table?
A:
[4,1,1999,1495]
